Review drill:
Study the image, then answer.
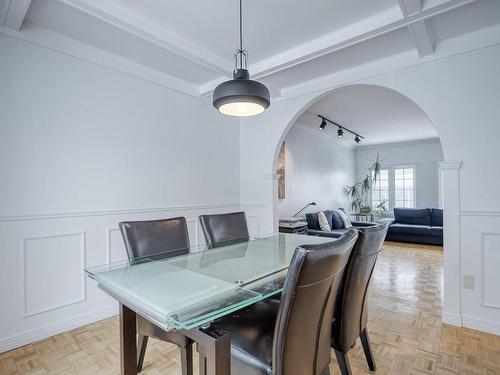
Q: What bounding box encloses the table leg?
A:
[120,304,137,375]
[185,326,231,375]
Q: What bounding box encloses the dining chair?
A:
[331,222,389,375]
[209,229,359,375]
[199,211,249,248]
[119,217,193,375]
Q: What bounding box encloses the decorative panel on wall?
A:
[481,233,500,309]
[23,232,86,317]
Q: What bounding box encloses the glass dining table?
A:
[86,233,333,375]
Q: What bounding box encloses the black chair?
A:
[331,222,389,375]
[199,211,249,248]
[211,229,359,375]
[119,217,193,374]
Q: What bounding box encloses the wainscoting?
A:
[0,203,265,353]
[459,210,500,336]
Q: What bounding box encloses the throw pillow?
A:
[318,211,331,231]
[331,211,345,229]
[335,209,353,228]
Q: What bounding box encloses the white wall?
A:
[355,139,444,210]
[277,123,355,218]
[239,43,500,336]
[0,34,249,352]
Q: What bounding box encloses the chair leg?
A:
[335,350,352,375]
[199,353,207,375]
[360,329,377,371]
[137,334,148,372]
[180,344,193,375]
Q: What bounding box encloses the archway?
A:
[271,84,444,223]
[239,82,461,326]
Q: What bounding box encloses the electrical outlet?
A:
[464,275,475,290]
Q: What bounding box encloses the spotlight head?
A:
[337,127,344,138]
[355,135,362,144]
[318,118,327,131]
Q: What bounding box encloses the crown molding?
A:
[59,0,232,75]
[1,0,32,31]
[439,161,463,170]
[0,22,200,97]
[354,137,441,151]
[199,0,474,94]
[280,23,500,100]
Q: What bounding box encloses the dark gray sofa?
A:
[305,210,375,238]
[383,208,443,245]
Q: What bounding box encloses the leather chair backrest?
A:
[119,217,190,261]
[331,222,389,352]
[199,211,249,249]
[273,229,358,375]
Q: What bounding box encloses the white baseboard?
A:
[442,311,462,326]
[0,305,118,353]
[462,315,500,336]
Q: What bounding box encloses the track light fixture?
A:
[318,118,327,131]
[317,115,365,144]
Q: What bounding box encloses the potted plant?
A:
[346,154,382,215]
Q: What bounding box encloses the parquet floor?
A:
[1,242,500,375]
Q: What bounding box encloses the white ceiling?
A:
[110,0,396,61]
[1,0,500,97]
[296,85,438,145]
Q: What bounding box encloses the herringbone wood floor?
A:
[1,242,500,374]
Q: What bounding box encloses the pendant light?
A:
[213,0,270,117]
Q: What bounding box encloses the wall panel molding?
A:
[0,202,245,222]
[22,232,86,318]
[461,210,500,217]
[480,232,500,310]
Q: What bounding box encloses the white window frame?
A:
[371,169,389,210]
[370,165,416,211]
[393,166,416,209]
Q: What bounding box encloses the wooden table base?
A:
[119,304,137,375]
[118,302,231,375]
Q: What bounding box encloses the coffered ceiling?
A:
[1,0,500,98]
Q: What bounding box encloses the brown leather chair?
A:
[331,222,389,375]
[210,229,359,375]
[119,217,193,374]
[199,211,249,248]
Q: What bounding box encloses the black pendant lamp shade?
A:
[213,0,270,117]
[213,69,270,117]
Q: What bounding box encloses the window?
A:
[394,167,415,208]
[370,166,416,210]
[371,169,389,210]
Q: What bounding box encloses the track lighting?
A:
[316,115,365,144]
[319,118,327,131]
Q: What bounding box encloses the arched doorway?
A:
[239,82,461,326]
[272,84,444,222]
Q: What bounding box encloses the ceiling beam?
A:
[60,0,232,76]
[399,0,435,57]
[1,0,32,31]
[200,0,474,96]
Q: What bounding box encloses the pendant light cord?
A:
[234,0,247,71]
[239,0,243,54]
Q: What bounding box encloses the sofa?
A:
[305,210,375,238]
[383,208,443,245]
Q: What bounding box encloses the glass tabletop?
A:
[86,233,333,331]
